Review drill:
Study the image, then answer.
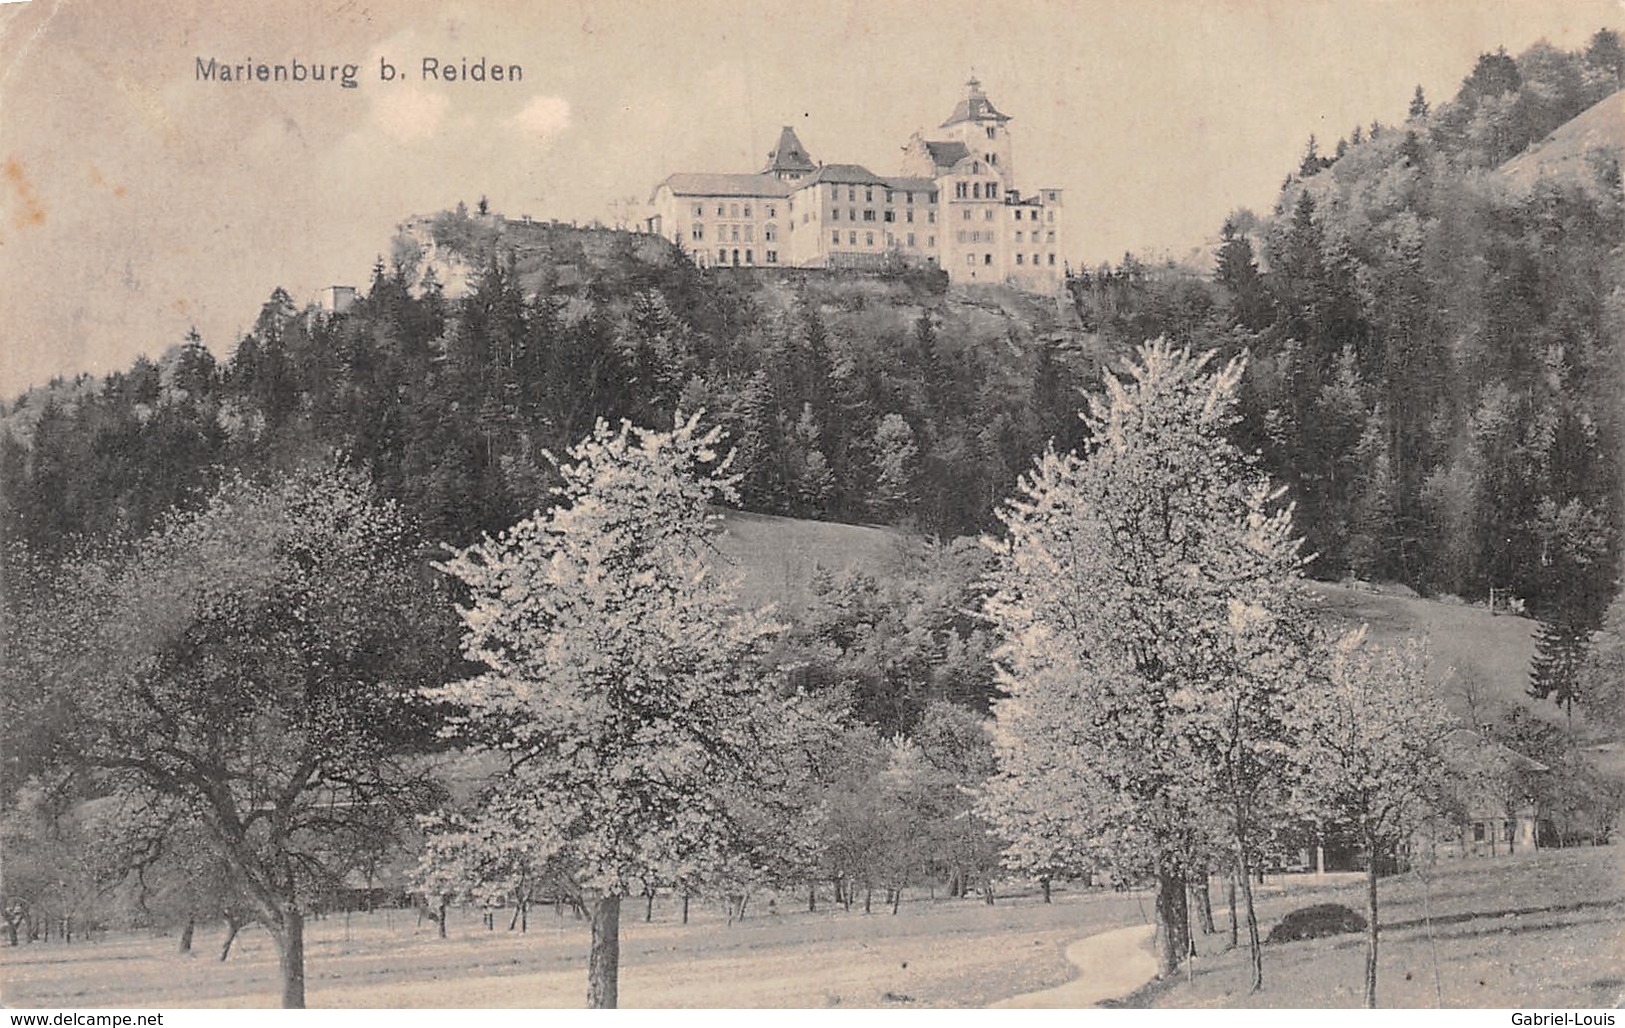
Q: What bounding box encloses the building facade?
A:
[646,79,1064,291]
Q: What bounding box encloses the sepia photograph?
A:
[1,0,1622,1012]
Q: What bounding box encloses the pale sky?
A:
[2,0,1620,396]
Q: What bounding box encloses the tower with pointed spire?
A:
[937,77,1015,184]
[763,126,816,182]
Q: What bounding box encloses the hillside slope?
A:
[711,510,1568,729]
[1499,88,1624,191]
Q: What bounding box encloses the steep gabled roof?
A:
[655,173,794,200]
[764,126,817,174]
[940,77,1011,127]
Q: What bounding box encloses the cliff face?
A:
[390,211,678,299]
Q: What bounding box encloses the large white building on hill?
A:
[646,78,1065,291]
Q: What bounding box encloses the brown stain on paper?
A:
[4,160,48,230]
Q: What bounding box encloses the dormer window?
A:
[986,125,997,139]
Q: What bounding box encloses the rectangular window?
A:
[693,204,703,217]
[929,191,939,203]
[928,211,936,223]
[743,204,752,218]
[955,182,968,199]
[765,225,777,241]
[716,204,725,216]
[962,209,972,221]
[956,230,966,243]
[885,190,893,203]
[1014,209,1022,221]
[864,187,873,202]
[832,208,840,221]
[1015,231,1023,243]
[730,203,740,218]
[718,248,726,262]
[1047,231,1056,242]
[831,185,840,201]
[927,235,935,247]
[984,254,993,265]
[1048,253,1056,265]
[906,191,914,204]
[1033,253,1040,265]
[1016,253,1024,265]
[966,254,975,266]
[986,125,997,139]
[1048,211,1055,222]
[849,208,857,221]
[745,225,754,242]
[905,210,914,223]
[972,182,981,199]
[907,233,916,247]
[883,210,895,222]
[886,233,894,246]
[767,205,776,217]
[849,188,856,201]
[865,232,874,246]
[731,225,740,241]
[849,231,858,245]
[832,231,840,244]
[767,250,778,263]
[692,224,704,241]
[745,249,753,264]
[985,210,994,221]
[988,182,998,198]
[863,210,876,222]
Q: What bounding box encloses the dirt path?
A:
[989,924,1158,1008]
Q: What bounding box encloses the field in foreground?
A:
[6,848,1619,1008]
[1128,845,1625,1009]
[0,887,1152,1009]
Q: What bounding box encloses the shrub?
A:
[1266,903,1368,943]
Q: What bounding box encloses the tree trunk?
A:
[219,915,242,962]
[1040,877,1052,904]
[681,894,689,925]
[645,890,654,923]
[981,878,995,906]
[807,883,816,913]
[1236,851,1262,992]
[1226,874,1238,949]
[177,916,195,954]
[521,900,529,933]
[1365,836,1381,1009]
[275,908,306,1009]
[587,895,621,1009]
[863,888,872,914]
[891,886,902,915]
[1153,865,1190,979]
[1193,880,1215,934]
[437,898,449,939]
